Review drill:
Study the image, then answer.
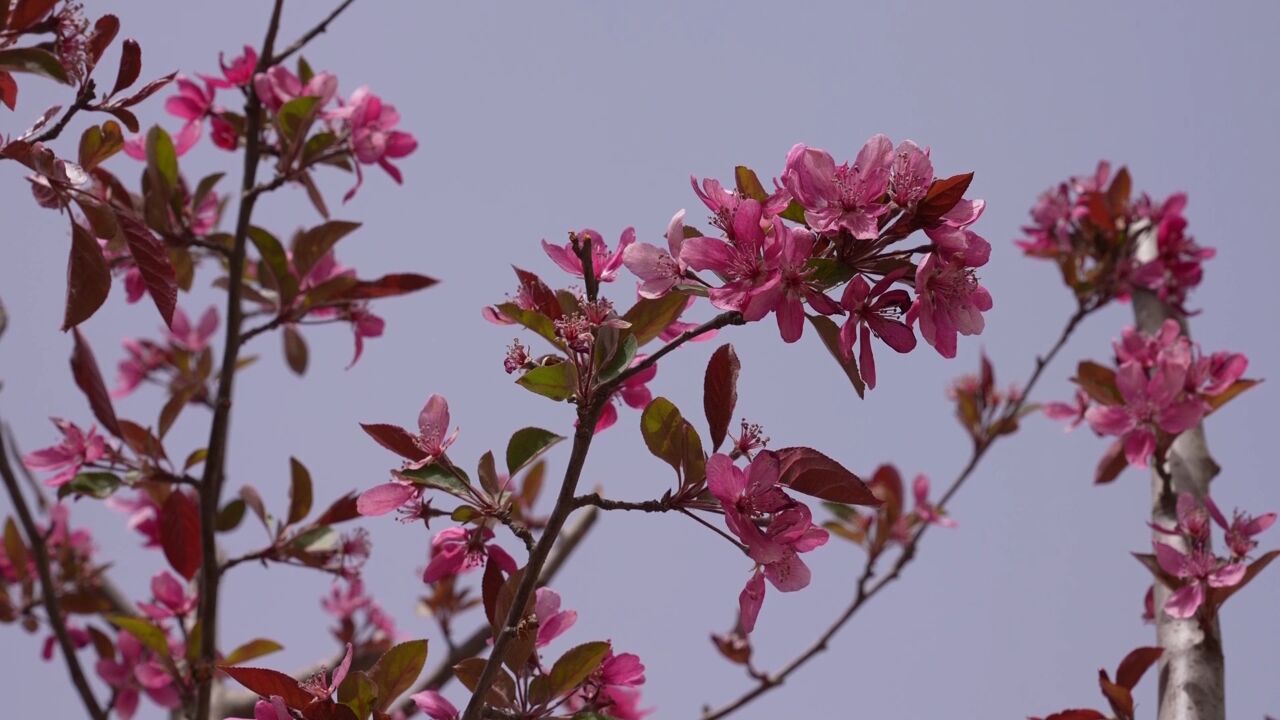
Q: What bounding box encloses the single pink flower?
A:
[533,587,577,647]
[1043,388,1089,430]
[106,491,161,547]
[594,356,657,433]
[406,394,458,469]
[95,631,182,720]
[333,86,418,200]
[623,210,687,298]
[906,251,993,359]
[253,65,338,112]
[167,305,219,353]
[690,175,790,228]
[113,339,168,398]
[23,418,106,487]
[1152,542,1244,619]
[780,135,893,239]
[1205,496,1276,559]
[838,271,915,389]
[42,622,90,661]
[138,571,197,621]
[1084,360,1204,468]
[122,77,213,160]
[346,306,385,369]
[210,115,238,150]
[770,219,842,343]
[680,200,782,321]
[300,643,352,701]
[911,474,956,528]
[228,697,291,720]
[1187,350,1247,397]
[543,228,635,283]
[889,140,933,208]
[410,691,458,720]
[357,476,423,517]
[923,198,991,267]
[422,526,516,583]
[1113,319,1187,369]
[737,569,766,634]
[202,45,259,89]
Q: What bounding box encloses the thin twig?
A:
[700,305,1092,720]
[194,4,285,719]
[271,0,359,65]
[31,83,95,144]
[0,425,107,720]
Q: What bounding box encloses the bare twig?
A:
[271,0,359,65]
[31,83,95,144]
[700,305,1092,720]
[0,425,107,720]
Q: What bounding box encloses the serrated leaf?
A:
[69,328,121,436]
[160,490,201,580]
[547,641,611,700]
[368,639,428,712]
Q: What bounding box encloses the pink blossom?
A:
[167,305,219,353]
[889,140,933,208]
[680,200,782,321]
[543,228,635,283]
[228,697,291,720]
[23,418,106,487]
[1113,319,1187,369]
[1205,496,1276,559]
[300,643,352,701]
[1152,542,1244,619]
[1129,195,1214,308]
[410,690,458,720]
[691,175,790,228]
[770,219,842,343]
[923,198,991,267]
[203,45,259,89]
[122,77,213,160]
[622,210,687,298]
[188,187,219,235]
[322,577,372,620]
[590,650,650,720]
[346,306,385,369]
[42,622,90,661]
[332,87,418,200]
[1187,350,1247,397]
[737,569,766,634]
[406,394,458,469]
[138,571,197,621]
[594,356,657,433]
[107,492,161,547]
[253,65,338,112]
[1084,361,1204,468]
[906,251,993,359]
[422,526,516,583]
[95,631,182,720]
[533,587,577,647]
[838,271,915,389]
[780,135,893,238]
[210,115,238,150]
[1043,389,1089,430]
[911,474,956,528]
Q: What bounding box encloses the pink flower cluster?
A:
[113,305,219,397]
[706,452,828,634]
[1049,319,1247,468]
[1149,493,1274,618]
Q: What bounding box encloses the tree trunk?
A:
[1132,234,1225,720]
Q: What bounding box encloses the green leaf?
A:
[56,472,121,500]
[496,302,561,348]
[368,639,429,712]
[621,292,688,346]
[640,397,685,473]
[805,258,857,289]
[107,615,170,657]
[477,450,500,495]
[337,670,378,720]
[779,199,807,224]
[734,165,768,202]
[278,95,320,141]
[517,362,577,401]
[288,457,313,525]
[290,525,338,553]
[223,638,284,666]
[145,125,178,191]
[0,47,71,83]
[293,220,360,279]
[597,333,637,383]
[215,498,246,532]
[807,314,864,398]
[506,427,565,476]
[547,641,611,700]
[397,464,472,499]
[247,225,298,304]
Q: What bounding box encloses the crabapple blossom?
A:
[23,418,107,487]
[542,228,635,283]
[622,210,688,298]
[94,631,182,720]
[838,270,915,389]
[422,526,516,584]
[680,199,782,321]
[1084,360,1204,468]
[906,251,993,359]
[781,134,893,238]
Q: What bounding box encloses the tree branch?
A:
[0,425,107,720]
[271,0,359,65]
[700,305,1092,720]
[194,3,285,719]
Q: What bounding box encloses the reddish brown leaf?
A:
[1074,361,1121,406]
[1043,711,1106,720]
[1098,671,1134,720]
[1210,549,1280,607]
[1114,646,1162,690]
[339,273,437,300]
[314,492,361,526]
[120,215,177,327]
[283,324,308,376]
[111,38,141,97]
[63,222,112,330]
[915,172,973,223]
[1094,439,1128,485]
[86,15,119,70]
[114,72,176,109]
[0,71,16,110]
[1107,166,1132,217]
[159,490,201,580]
[1205,378,1260,413]
[776,447,879,506]
[512,267,562,320]
[69,329,121,436]
[7,0,57,31]
[301,701,358,720]
[218,665,314,710]
[807,314,864,398]
[703,344,740,452]
[359,422,423,461]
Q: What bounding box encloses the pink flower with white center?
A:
[332,87,418,200]
[770,219,842,343]
[1084,360,1204,468]
[911,474,955,529]
[1205,496,1276,559]
[623,210,688,298]
[781,134,894,239]
[410,690,458,720]
[113,339,168,398]
[253,65,338,112]
[543,228,635,283]
[107,491,161,547]
[202,45,259,89]
[138,571,197,621]
[23,418,106,487]
[95,631,182,720]
[889,140,933,208]
[227,697,291,720]
[1152,542,1244,619]
[680,200,782,321]
[301,643,353,701]
[1043,388,1090,430]
[422,526,516,584]
[167,306,219,353]
[838,270,915,389]
[906,251,993,359]
[593,355,657,433]
[533,587,577,647]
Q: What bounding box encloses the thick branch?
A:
[194,3,285,720]
[701,305,1091,720]
[0,425,107,720]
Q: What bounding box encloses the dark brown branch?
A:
[701,305,1092,720]
[31,83,95,144]
[271,0,359,65]
[194,3,285,719]
[0,425,107,720]
[600,311,744,396]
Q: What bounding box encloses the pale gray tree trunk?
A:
[1132,232,1225,720]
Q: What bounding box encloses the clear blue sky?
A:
[2,1,1278,718]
